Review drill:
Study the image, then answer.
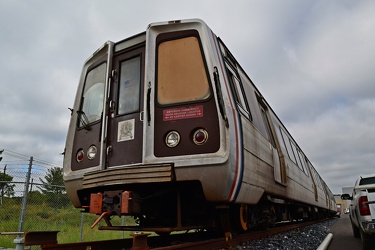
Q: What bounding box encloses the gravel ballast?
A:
[234,219,338,250]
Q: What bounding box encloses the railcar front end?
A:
[63,18,337,234]
[63,19,244,232]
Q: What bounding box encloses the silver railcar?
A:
[63,19,336,233]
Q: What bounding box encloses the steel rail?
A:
[23,219,332,250]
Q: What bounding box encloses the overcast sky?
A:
[1,0,374,194]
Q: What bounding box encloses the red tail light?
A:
[76,149,84,163]
[193,129,208,145]
[359,196,371,216]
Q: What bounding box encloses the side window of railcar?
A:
[118,56,141,115]
[317,176,323,189]
[238,70,254,121]
[274,125,285,151]
[308,162,320,188]
[312,168,323,189]
[157,35,211,105]
[280,128,297,164]
[78,63,107,128]
[290,141,303,171]
[297,150,309,176]
[225,64,250,118]
[259,103,276,148]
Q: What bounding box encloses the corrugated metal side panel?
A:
[82,164,174,188]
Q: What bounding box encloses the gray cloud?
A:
[1,0,374,193]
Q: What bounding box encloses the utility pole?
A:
[14,156,33,250]
[0,150,5,205]
[1,164,7,206]
[0,149,5,206]
[18,156,33,232]
[30,178,33,193]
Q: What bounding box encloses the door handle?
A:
[109,100,116,113]
[106,145,112,156]
[140,111,144,122]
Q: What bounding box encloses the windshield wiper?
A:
[77,110,91,131]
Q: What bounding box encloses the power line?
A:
[1,148,62,168]
[1,149,30,161]
[33,159,62,168]
[0,160,29,163]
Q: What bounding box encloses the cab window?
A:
[157,36,210,105]
[118,56,141,115]
[79,63,106,127]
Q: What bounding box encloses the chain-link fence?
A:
[0,156,128,249]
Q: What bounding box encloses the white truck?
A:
[342,174,375,250]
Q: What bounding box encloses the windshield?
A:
[79,63,106,127]
[157,36,210,105]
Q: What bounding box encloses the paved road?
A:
[328,213,362,250]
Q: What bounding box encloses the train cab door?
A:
[258,97,287,185]
[71,42,113,172]
[106,46,145,167]
[306,161,318,202]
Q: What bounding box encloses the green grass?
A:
[0,199,140,248]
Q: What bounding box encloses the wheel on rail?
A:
[238,204,249,231]
[219,204,249,233]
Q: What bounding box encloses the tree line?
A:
[0,167,71,208]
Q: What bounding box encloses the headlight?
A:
[193,129,208,145]
[165,131,180,147]
[87,145,97,160]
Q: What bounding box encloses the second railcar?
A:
[63,19,336,233]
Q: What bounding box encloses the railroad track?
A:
[26,219,331,250]
[155,219,331,250]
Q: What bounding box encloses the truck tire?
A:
[351,220,360,238]
[360,228,375,250]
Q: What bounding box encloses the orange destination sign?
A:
[163,105,203,121]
